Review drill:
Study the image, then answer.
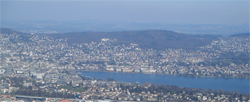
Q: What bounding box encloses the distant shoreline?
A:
[78,70,250,94]
[76,70,249,79]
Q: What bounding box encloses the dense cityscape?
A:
[0,31,249,101]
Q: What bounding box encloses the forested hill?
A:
[229,33,250,38]
[2,28,248,51]
[48,30,221,50]
[0,28,26,35]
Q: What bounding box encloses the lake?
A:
[81,71,249,94]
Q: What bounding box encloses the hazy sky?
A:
[1,0,249,25]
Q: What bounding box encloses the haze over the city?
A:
[1,0,249,34]
[0,0,250,101]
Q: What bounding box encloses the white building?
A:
[0,69,6,74]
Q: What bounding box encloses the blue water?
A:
[81,71,249,94]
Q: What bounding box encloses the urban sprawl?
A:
[0,32,249,101]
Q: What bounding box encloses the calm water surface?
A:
[81,71,249,94]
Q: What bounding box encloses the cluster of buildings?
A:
[1,68,249,102]
[0,33,249,101]
[0,33,249,79]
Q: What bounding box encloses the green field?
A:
[58,86,85,92]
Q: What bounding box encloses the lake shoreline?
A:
[78,71,249,94]
[77,70,249,80]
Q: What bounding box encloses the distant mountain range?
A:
[1,28,249,50]
[1,20,249,35]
